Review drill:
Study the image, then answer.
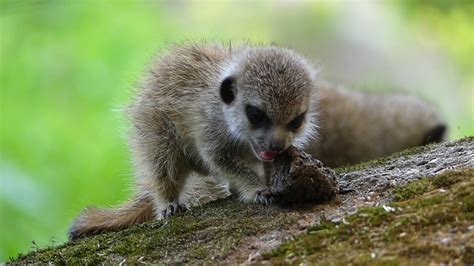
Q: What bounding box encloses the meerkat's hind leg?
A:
[150,166,190,219]
[131,111,191,220]
[135,173,188,219]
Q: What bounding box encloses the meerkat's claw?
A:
[254,189,274,205]
[177,203,188,213]
[160,202,188,218]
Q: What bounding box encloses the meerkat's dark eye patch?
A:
[245,105,269,127]
[287,112,306,131]
[220,77,236,104]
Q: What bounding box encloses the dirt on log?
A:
[10,137,474,265]
[271,146,338,204]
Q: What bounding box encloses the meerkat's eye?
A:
[245,105,269,127]
[287,112,306,131]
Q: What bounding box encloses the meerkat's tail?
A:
[68,194,154,240]
[423,124,447,145]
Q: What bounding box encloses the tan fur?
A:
[69,42,445,239]
[69,194,153,239]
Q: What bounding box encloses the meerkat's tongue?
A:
[258,151,278,161]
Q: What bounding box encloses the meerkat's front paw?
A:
[254,188,274,205]
[160,202,188,218]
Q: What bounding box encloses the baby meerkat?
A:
[69,43,446,239]
[69,43,318,238]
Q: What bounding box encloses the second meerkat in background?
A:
[308,80,446,167]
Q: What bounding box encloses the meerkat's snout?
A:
[255,129,289,161]
[244,105,312,162]
[248,114,308,162]
[268,140,286,153]
[252,140,287,162]
[263,127,291,157]
[248,129,284,162]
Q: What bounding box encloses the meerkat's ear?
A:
[220,77,236,104]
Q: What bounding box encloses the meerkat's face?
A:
[220,47,318,162]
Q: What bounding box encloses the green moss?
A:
[392,179,431,201]
[352,207,394,226]
[12,199,298,264]
[432,172,464,188]
[454,180,474,212]
[307,218,336,232]
[393,168,473,202]
[262,169,474,264]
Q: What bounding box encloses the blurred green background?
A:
[0,0,472,261]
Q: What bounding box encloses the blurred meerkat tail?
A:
[68,194,154,240]
[423,124,447,145]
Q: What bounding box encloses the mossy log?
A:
[10,137,473,265]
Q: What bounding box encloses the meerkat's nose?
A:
[270,141,286,153]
